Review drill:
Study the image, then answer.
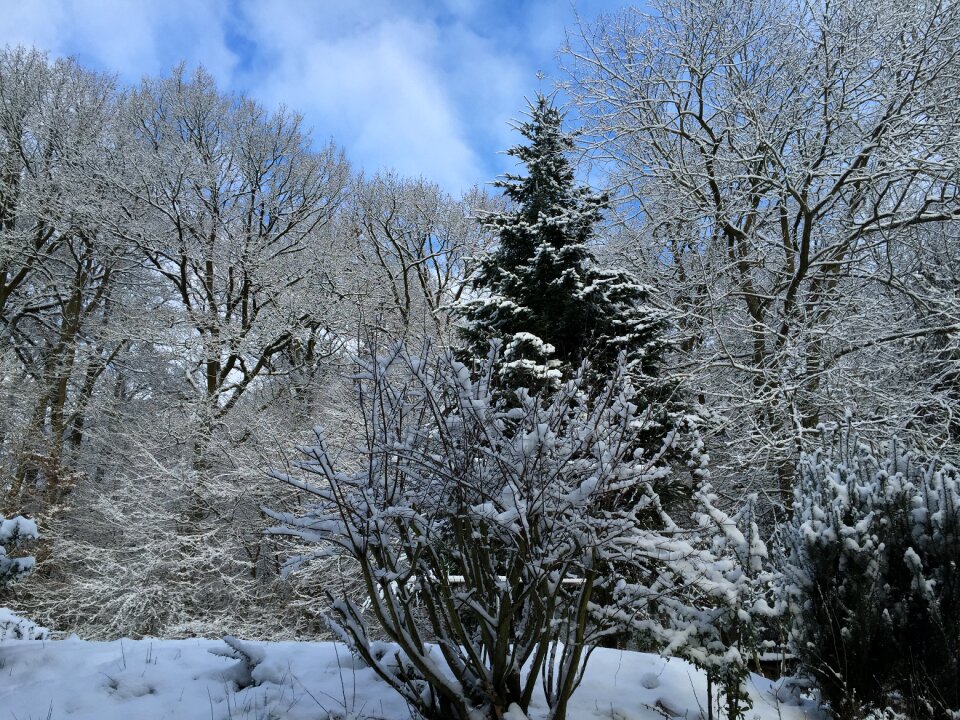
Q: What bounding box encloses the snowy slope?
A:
[0,636,821,720]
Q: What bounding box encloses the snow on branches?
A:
[0,514,38,587]
[782,433,960,718]
[267,343,764,720]
[0,512,43,641]
[454,94,670,396]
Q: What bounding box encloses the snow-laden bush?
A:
[666,489,778,719]
[0,514,38,587]
[268,343,764,720]
[607,482,779,720]
[1,512,44,641]
[782,433,960,718]
[0,607,50,640]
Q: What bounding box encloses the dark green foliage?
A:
[783,434,960,719]
[456,94,669,397]
[0,514,38,588]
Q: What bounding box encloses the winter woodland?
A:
[2,0,960,718]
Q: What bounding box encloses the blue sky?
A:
[0,0,628,195]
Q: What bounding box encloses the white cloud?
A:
[0,0,237,83]
[0,0,601,194]
[0,0,69,54]
[238,1,499,193]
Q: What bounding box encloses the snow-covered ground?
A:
[0,635,820,720]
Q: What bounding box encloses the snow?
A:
[0,607,50,640]
[0,516,38,543]
[1,513,38,585]
[0,636,822,720]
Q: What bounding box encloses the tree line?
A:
[0,47,493,637]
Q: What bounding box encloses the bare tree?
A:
[15,65,355,637]
[0,47,131,511]
[346,172,495,342]
[564,0,960,498]
[116,66,349,467]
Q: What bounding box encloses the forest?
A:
[2,0,960,718]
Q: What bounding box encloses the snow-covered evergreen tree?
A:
[0,607,49,640]
[602,464,779,720]
[781,432,960,719]
[666,487,777,720]
[0,513,37,587]
[455,94,669,396]
[1,512,42,640]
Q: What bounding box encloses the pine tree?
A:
[0,511,42,639]
[454,96,697,656]
[782,433,960,718]
[0,513,37,587]
[456,94,669,396]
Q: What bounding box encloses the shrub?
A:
[1,512,43,641]
[0,514,38,587]
[267,344,755,720]
[782,433,960,718]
